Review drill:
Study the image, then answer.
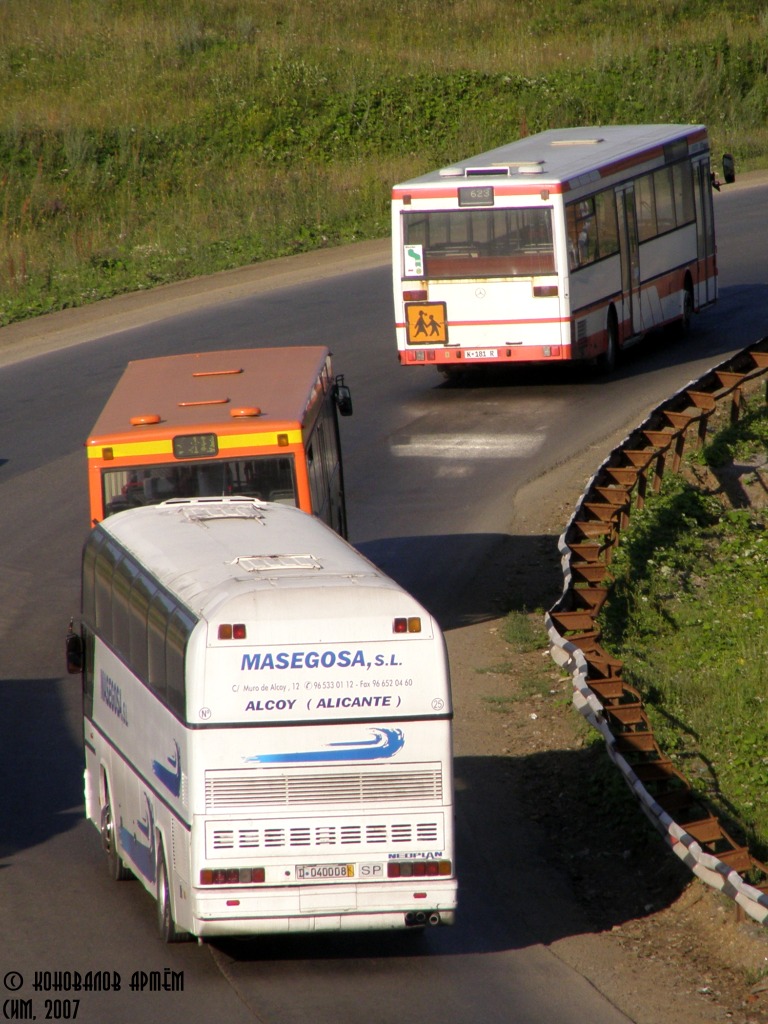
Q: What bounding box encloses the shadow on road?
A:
[0,677,83,861]
[357,530,562,633]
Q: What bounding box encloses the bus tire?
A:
[596,309,618,374]
[101,786,132,882]
[157,844,191,943]
[677,280,694,336]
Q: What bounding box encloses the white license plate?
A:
[464,349,497,359]
[296,863,354,880]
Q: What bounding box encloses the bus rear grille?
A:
[206,816,442,856]
[205,765,443,811]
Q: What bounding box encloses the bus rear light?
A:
[200,867,265,885]
[218,623,247,640]
[393,617,421,634]
[387,860,451,878]
[102,447,114,461]
[403,290,428,302]
[277,433,289,447]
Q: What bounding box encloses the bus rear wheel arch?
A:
[156,841,192,943]
[679,275,694,334]
[596,306,619,374]
[100,777,132,882]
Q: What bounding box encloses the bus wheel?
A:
[596,309,618,374]
[157,844,191,943]
[101,788,131,881]
[677,282,694,336]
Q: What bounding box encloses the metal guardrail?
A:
[546,336,768,925]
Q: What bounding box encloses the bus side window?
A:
[166,608,194,717]
[653,167,676,233]
[566,200,596,268]
[94,539,121,642]
[307,439,328,521]
[672,161,695,226]
[129,573,155,683]
[82,530,105,626]
[594,189,619,259]
[82,628,96,719]
[635,173,657,241]
[148,591,174,703]
[112,556,139,661]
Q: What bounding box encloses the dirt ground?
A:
[444,447,768,1024]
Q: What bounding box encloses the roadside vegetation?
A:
[600,388,768,856]
[3,0,768,325]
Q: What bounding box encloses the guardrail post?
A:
[547,336,768,926]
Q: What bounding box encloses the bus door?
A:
[693,157,717,305]
[616,184,643,338]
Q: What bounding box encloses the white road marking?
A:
[391,433,545,458]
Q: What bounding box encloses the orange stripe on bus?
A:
[86,429,303,460]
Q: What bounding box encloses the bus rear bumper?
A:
[399,345,571,366]
[190,881,457,937]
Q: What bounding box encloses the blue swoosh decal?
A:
[244,727,405,764]
[152,740,181,797]
[119,794,156,883]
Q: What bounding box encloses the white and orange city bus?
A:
[85,346,353,536]
[392,124,733,374]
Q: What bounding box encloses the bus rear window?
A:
[402,207,555,279]
[101,456,297,517]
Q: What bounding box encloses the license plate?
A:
[296,863,354,880]
[464,349,497,359]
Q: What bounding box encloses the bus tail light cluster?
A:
[393,617,421,634]
[218,623,247,640]
[200,867,265,885]
[387,860,451,878]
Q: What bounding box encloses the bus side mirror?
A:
[334,376,353,417]
[722,153,735,185]
[66,627,84,675]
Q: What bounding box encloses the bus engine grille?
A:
[204,764,443,811]
[206,815,443,856]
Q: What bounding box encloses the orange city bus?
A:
[86,346,353,536]
[392,124,734,374]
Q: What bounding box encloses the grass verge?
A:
[600,389,768,856]
[3,1,768,325]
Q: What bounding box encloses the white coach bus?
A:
[67,498,456,941]
[392,124,733,374]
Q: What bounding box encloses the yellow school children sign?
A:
[404,301,448,345]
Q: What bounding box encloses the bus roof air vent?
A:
[550,137,604,146]
[163,498,267,523]
[232,553,323,573]
[465,166,510,177]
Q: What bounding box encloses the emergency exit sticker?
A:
[403,244,424,277]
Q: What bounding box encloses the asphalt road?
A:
[1,172,767,1023]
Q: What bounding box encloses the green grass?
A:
[601,392,768,855]
[482,609,560,700]
[3,0,768,325]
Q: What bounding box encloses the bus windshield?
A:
[402,207,555,278]
[102,455,297,516]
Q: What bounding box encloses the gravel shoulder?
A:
[446,449,768,1024]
